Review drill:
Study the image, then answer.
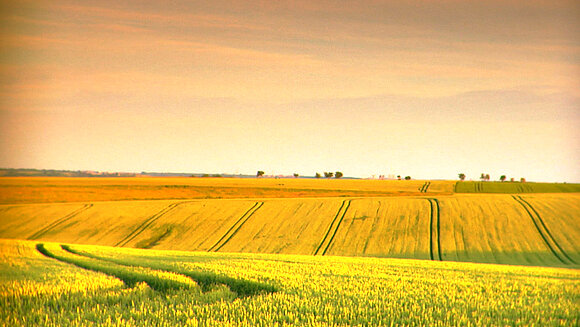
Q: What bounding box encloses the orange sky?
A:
[1,0,579,181]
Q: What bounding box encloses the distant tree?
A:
[500,175,506,182]
[256,171,265,178]
[458,173,466,181]
[293,173,299,178]
[404,176,411,180]
[520,177,526,183]
[485,174,490,181]
[335,171,343,179]
[397,175,401,180]
[510,178,515,182]
[480,173,486,181]
[315,172,321,178]
[324,172,334,178]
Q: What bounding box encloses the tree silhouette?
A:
[458,173,466,181]
[500,175,506,182]
[335,171,343,179]
[256,171,265,178]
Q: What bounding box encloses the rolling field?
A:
[2,239,579,326]
[1,177,579,325]
[0,191,578,268]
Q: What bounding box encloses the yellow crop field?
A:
[324,198,431,259]
[1,193,578,269]
[1,239,578,326]
[513,194,580,264]
[436,194,574,266]
[213,198,345,254]
[130,199,262,251]
[0,202,89,241]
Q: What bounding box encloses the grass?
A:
[2,177,579,325]
[1,239,578,326]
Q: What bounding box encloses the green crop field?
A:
[1,177,579,325]
[2,239,579,326]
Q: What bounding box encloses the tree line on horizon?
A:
[458,173,526,183]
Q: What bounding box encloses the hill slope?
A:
[1,193,578,268]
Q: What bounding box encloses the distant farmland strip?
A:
[314,200,352,256]
[456,181,580,193]
[512,196,576,265]
[28,204,93,240]
[427,198,442,261]
[116,202,188,247]
[208,202,264,252]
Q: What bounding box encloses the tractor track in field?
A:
[28,204,93,240]
[208,201,264,252]
[512,195,576,265]
[419,182,431,193]
[37,243,277,297]
[427,198,442,261]
[116,201,190,248]
[314,200,351,256]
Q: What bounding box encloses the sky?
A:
[0,0,579,182]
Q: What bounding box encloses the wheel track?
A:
[28,204,93,240]
[116,201,190,248]
[427,198,442,261]
[37,243,277,297]
[418,182,431,193]
[313,200,351,256]
[208,201,264,252]
[512,195,575,265]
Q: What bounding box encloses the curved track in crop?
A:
[36,243,277,296]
